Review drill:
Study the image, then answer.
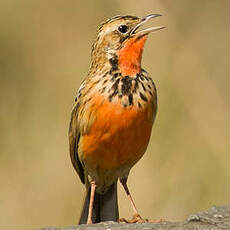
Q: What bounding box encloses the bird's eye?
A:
[118,25,129,34]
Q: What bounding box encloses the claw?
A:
[119,214,147,223]
[119,214,164,224]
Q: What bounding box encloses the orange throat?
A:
[117,35,147,77]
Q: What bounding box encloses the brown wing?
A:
[69,101,85,184]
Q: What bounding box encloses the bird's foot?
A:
[119,214,164,224]
[119,214,147,223]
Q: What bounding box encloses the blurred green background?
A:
[1,0,230,229]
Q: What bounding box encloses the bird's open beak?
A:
[131,14,165,36]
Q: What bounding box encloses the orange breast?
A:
[80,94,155,170]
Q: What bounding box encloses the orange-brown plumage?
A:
[69,14,164,224]
[80,93,155,170]
[118,35,147,76]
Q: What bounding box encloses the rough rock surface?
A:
[36,206,230,230]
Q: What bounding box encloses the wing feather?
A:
[69,100,85,184]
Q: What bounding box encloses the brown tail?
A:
[79,182,119,224]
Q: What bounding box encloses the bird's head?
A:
[90,14,165,76]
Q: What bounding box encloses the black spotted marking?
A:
[138,102,142,108]
[121,76,132,95]
[136,73,141,79]
[102,71,109,78]
[137,73,144,81]
[141,68,148,74]
[139,92,148,102]
[103,79,108,85]
[111,73,120,81]
[145,77,150,82]
[109,90,118,102]
[133,79,139,93]
[128,94,133,105]
[101,87,106,93]
[108,78,120,102]
[150,78,155,85]
[147,84,151,89]
[112,78,120,91]
[118,94,123,98]
[109,56,118,72]
[94,79,100,84]
[148,90,153,96]
[141,82,146,91]
[141,70,149,80]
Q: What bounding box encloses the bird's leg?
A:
[87,180,96,224]
[119,178,145,223]
[120,178,164,224]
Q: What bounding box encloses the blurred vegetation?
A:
[1,0,230,229]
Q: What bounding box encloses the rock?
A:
[35,206,230,230]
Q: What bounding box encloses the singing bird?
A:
[69,14,165,224]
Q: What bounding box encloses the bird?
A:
[69,14,165,225]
